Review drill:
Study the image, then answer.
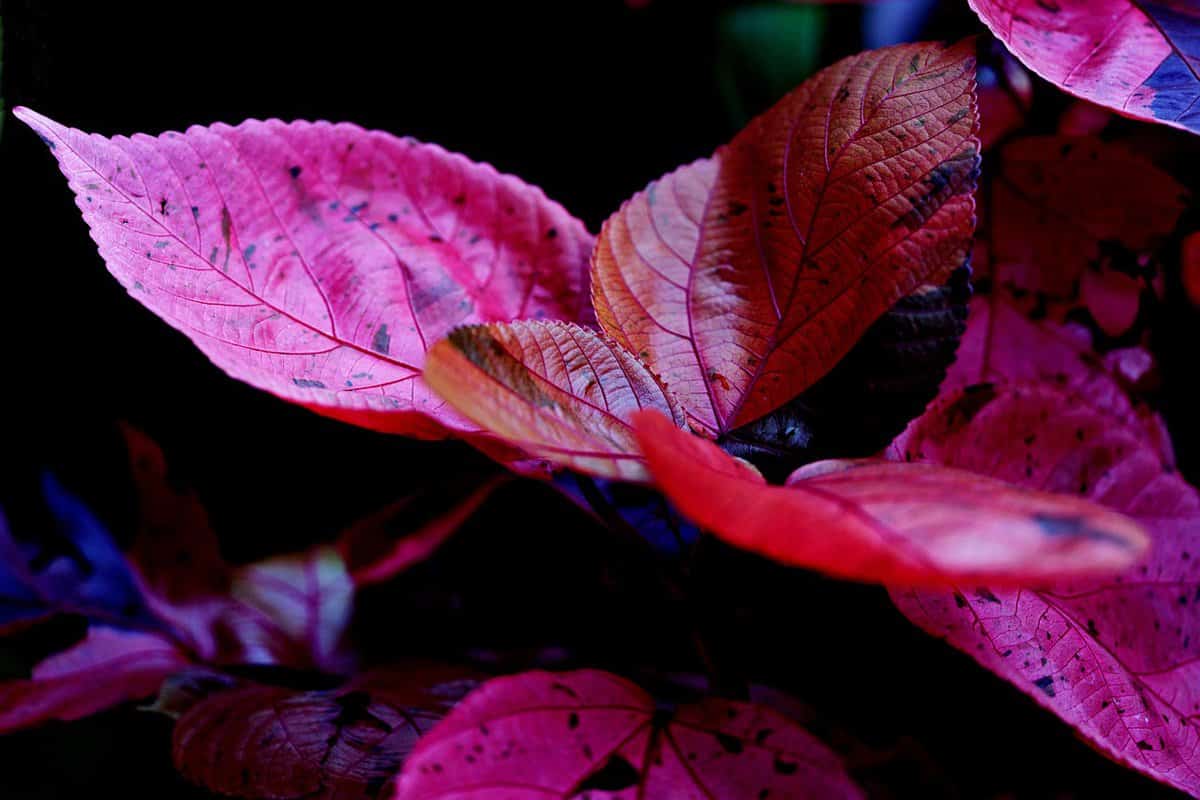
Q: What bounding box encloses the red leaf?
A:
[890,380,1200,797]
[15,108,593,441]
[592,41,979,436]
[424,320,686,481]
[336,476,510,587]
[393,669,863,799]
[634,410,1147,584]
[121,423,230,605]
[967,0,1200,135]
[0,627,187,733]
[978,135,1187,338]
[173,665,477,800]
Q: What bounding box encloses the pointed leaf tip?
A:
[633,410,1148,585]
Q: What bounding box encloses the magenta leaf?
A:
[891,378,1200,796]
[393,669,864,799]
[0,626,188,733]
[967,0,1200,136]
[172,665,478,800]
[15,108,593,442]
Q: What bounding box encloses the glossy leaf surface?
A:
[635,410,1147,584]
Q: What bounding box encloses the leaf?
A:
[0,626,187,733]
[943,293,1173,459]
[424,320,686,482]
[592,40,980,436]
[967,0,1200,136]
[634,410,1147,584]
[221,546,355,673]
[0,473,156,632]
[392,669,863,799]
[719,264,970,481]
[890,380,1200,797]
[979,135,1188,339]
[121,423,230,605]
[15,108,593,441]
[336,476,510,587]
[173,665,477,800]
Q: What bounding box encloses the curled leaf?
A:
[967,0,1200,135]
[424,320,685,481]
[393,669,863,799]
[593,40,980,435]
[635,410,1147,584]
[16,108,592,441]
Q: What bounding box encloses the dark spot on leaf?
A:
[577,755,639,792]
[372,324,391,355]
[773,756,798,775]
[289,165,303,179]
[567,712,580,730]
[1033,676,1056,697]
[716,733,744,754]
[293,378,326,389]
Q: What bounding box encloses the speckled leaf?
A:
[173,666,477,800]
[424,321,685,482]
[15,108,593,441]
[0,474,156,633]
[944,293,1173,459]
[980,135,1188,339]
[891,380,1200,797]
[393,669,863,800]
[635,410,1147,584]
[968,0,1200,135]
[0,627,187,733]
[592,41,979,436]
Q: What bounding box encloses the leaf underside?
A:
[16,108,593,441]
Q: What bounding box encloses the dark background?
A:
[0,1,1191,797]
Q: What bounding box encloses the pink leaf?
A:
[424,320,686,482]
[941,294,1173,463]
[173,665,477,800]
[592,41,979,436]
[393,669,863,799]
[15,108,593,442]
[634,410,1147,584]
[967,0,1200,135]
[891,380,1200,796]
[0,627,187,733]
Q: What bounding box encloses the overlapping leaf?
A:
[173,665,478,800]
[968,0,1200,135]
[424,320,686,482]
[393,669,863,799]
[0,474,156,633]
[0,627,188,733]
[979,135,1188,339]
[634,410,1147,584]
[891,379,1200,797]
[593,40,980,435]
[16,108,593,441]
